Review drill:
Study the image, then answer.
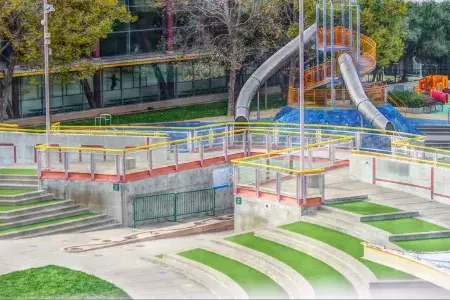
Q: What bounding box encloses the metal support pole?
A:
[115,155,120,181]
[64,152,69,179]
[257,90,260,120]
[356,4,361,75]
[233,165,238,195]
[299,0,305,178]
[37,151,42,178]
[349,0,353,49]
[266,132,271,153]
[341,2,345,43]
[316,4,320,82]
[330,1,336,109]
[122,152,126,179]
[174,144,179,171]
[255,169,260,198]
[322,0,327,79]
[264,82,268,110]
[320,173,325,202]
[148,149,153,175]
[308,148,313,168]
[248,132,252,154]
[90,153,94,180]
[43,0,51,150]
[223,136,228,161]
[199,143,204,166]
[296,174,302,206]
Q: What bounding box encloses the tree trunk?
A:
[278,72,287,101]
[0,56,15,120]
[81,79,97,109]
[227,68,237,116]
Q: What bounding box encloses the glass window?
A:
[100,32,128,57]
[65,82,81,96]
[130,29,164,54]
[129,5,163,30]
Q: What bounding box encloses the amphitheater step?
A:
[0,202,81,222]
[205,239,315,299]
[0,178,39,185]
[0,214,112,240]
[143,253,248,299]
[78,222,122,233]
[0,191,53,203]
[0,175,37,180]
[0,208,89,230]
[0,183,39,190]
[255,227,374,299]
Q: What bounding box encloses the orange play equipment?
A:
[415,75,448,93]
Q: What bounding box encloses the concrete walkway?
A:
[0,227,231,299]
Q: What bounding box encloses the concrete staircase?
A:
[0,174,121,240]
[415,124,450,149]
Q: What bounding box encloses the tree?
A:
[360,0,407,81]
[161,0,280,116]
[0,0,134,119]
[404,1,450,77]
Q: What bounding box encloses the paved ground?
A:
[0,227,230,299]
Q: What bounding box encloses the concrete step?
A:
[256,227,374,299]
[0,202,81,223]
[0,192,53,204]
[0,179,39,185]
[0,214,110,240]
[78,222,122,233]
[205,239,315,299]
[0,208,89,230]
[0,200,71,217]
[0,175,38,180]
[0,183,39,190]
[318,205,361,221]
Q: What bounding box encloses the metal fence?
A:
[132,188,216,227]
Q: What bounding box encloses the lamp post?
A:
[42,1,54,149]
[298,0,305,203]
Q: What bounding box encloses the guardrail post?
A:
[90,153,95,180]
[308,148,313,168]
[115,154,120,181]
[148,149,153,175]
[433,153,438,164]
[37,150,42,178]
[13,145,17,164]
[62,152,68,179]
[329,144,336,165]
[122,151,126,181]
[296,174,302,206]
[230,124,235,145]
[174,144,179,171]
[287,135,292,149]
[255,169,260,198]
[209,128,213,149]
[320,173,325,203]
[316,129,321,143]
[223,136,228,161]
[187,131,193,153]
[248,132,252,154]
[243,132,248,156]
[276,172,281,202]
[199,143,204,166]
[355,132,361,150]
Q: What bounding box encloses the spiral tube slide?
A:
[338,53,394,131]
[235,24,317,122]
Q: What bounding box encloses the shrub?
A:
[389,91,425,108]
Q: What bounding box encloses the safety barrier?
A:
[132,188,217,227]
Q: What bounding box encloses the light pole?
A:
[42,1,54,148]
[298,0,305,203]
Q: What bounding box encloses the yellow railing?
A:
[387,93,408,116]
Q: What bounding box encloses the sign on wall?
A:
[113,183,120,192]
[236,196,242,205]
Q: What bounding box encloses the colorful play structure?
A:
[415,75,449,104]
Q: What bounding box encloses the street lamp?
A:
[298,0,305,204]
[42,1,54,150]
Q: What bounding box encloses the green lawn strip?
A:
[0,265,130,299]
[365,217,447,234]
[394,237,450,252]
[226,233,356,298]
[59,94,285,127]
[0,213,96,234]
[0,169,37,175]
[0,189,33,195]
[328,201,401,215]
[179,248,288,299]
[0,200,63,212]
[281,222,413,280]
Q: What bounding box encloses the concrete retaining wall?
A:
[42,163,233,226]
[0,131,166,165]
[350,154,450,205]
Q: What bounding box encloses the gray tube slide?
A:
[235,24,317,122]
[338,53,394,131]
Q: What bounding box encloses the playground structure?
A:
[415,75,449,93]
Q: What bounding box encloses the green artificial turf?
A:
[0,169,37,175]
[0,189,33,195]
[328,201,401,215]
[0,200,62,212]
[0,213,96,234]
[394,237,450,252]
[179,248,287,299]
[226,233,356,298]
[0,265,130,299]
[60,94,285,127]
[281,222,413,280]
[365,217,447,234]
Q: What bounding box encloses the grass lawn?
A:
[394,237,450,252]
[0,189,33,195]
[0,200,63,212]
[226,233,356,298]
[281,222,413,280]
[59,94,286,126]
[328,201,401,215]
[0,265,129,299]
[0,168,36,175]
[364,217,447,234]
[0,213,96,235]
[179,248,287,299]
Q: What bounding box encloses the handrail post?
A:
[148,149,153,175]
[223,136,228,161]
[63,152,69,179]
[296,174,301,206]
[199,142,204,166]
[122,151,126,181]
[233,165,238,195]
[37,150,42,178]
[209,128,213,149]
[248,132,253,154]
[90,153,95,180]
[276,172,281,202]
[115,154,120,182]
[329,144,336,165]
[266,132,271,153]
[255,169,260,198]
[308,148,313,168]
[187,131,193,153]
[356,132,361,150]
[320,173,325,203]
[174,144,179,171]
